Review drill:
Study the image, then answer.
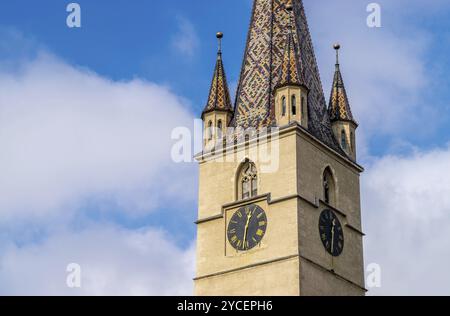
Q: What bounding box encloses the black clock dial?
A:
[227,204,267,251]
[319,209,344,257]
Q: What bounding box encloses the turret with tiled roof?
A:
[229,0,343,154]
[276,4,306,89]
[328,44,358,160]
[202,33,233,149]
[274,4,309,128]
[202,32,233,119]
[328,44,356,125]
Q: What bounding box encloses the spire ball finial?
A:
[216,32,224,54]
[333,43,341,66]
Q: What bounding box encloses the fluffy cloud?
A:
[0,225,195,295]
[0,38,198,295]
[363,146,450,295]
[171,16,199,58]
[0,52,197,222]
[306,0,450,157]
[304,0,450,295]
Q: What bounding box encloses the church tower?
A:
[195,0,366,296]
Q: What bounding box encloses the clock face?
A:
[227,204,267,251]
[319,209,344,257]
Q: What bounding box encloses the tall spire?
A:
[232,0,341,153]
[276,4,306,89]
[202,32,233,119]
[328,44,357,125]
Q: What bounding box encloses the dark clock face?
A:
[319,209,344,257]
[227,204,267,251]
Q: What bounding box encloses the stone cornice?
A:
[195,123,364,173]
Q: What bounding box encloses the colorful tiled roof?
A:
[202,34,233,118]
[276,5,307,89]
[231,0,343,153]
[328,45,357,125]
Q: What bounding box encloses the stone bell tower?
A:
[195,0,366,296]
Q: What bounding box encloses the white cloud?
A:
[303,0,450,295]
[0,42,198,295]
[363,146,450,295]
[0,51,197,222]
[171,17,199,58]
[0,225,195,295]
[306,0,450,158]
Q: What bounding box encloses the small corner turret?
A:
[274,4,309,129]
[201,32,234,149]
[328,43,358,161]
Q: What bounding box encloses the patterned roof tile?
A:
[202,49,233,118]
[328,48,357,125]
[231,0,343,154]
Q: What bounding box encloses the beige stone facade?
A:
[194,124,366,296]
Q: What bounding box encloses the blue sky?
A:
[0,0,253,110]
[2,0,449,153]
[0,0,449,295]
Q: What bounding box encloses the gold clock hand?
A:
[242,210,254,250]
[331,219,336,254]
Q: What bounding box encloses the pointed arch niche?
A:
[236,160,258,201]
[323,167,337,207]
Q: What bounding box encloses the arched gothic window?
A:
[323,167,336,206]
[341,130,347,150]
[217,120,223,139]
[281,96,287,116]
[207,121,213,140]
[239,161,258,200]
[292,95,297,115]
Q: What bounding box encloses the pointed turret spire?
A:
[202,32,233,119]
[328,44,358,161]
[328,44,357,125]
[276,4,306,89]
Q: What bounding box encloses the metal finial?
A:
[333,43,341,65]
[216,32,223,54]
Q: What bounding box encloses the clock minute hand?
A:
[330,219,336,254]
[242,211,253,250]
